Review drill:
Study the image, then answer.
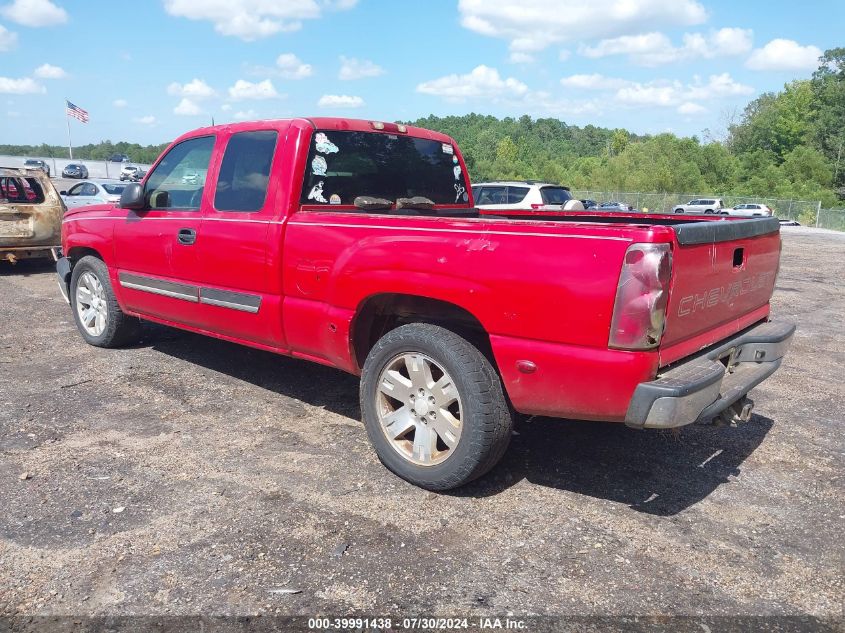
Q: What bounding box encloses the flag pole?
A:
[65,99,73,159]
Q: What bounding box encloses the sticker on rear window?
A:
[329,194,341,205]
[315,133,339,155]
[307,181,327,203]
[311,155,327,176]
[454,183,466,203]
[453,165,462,180]
[442,143,453,155]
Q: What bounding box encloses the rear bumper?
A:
[625,320,795,429]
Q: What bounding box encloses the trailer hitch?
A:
[715,397,754,426]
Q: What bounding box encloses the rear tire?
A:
[70,256,140,348]
[360,323,513,490]
[674,208,684,213]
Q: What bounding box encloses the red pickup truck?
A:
[57,118,794,490]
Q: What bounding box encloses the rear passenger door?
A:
[195,128,285,347]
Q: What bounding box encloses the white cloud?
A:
[234,109,257,120]
[458,0,706,53]
[1,0,67,26]
[113,98,127,108]
[173,97,202,115]
[317,94,364,108]
[276,53,312,79]
[614,73,752,105]
[508,51,534,64]
[338,55,384,80]
[133,115,156,125]
[167,78,215,99]
[33,63,66,79]
[581,27,753,66]
[581,31,673,59]
[0,76,44,94]
[560,74,629,90]
[0,23,18,51]
[678,101,706,115]
[162,0,356,41]
[746,38,822,72]
[416,65,528,102]
[228,78,279,100]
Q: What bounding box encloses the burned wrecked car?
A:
[0,167,65,263]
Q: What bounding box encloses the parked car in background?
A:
[62,163,89,179]
[673,198,724,214]
[597,201,634,212]
[60,180,128,209]
[1,167,64,262]
[472,181,584,210]
[23,159,51,177]
[130,169,147,182]
[181,170,202,185]
[723,203,773,217]
[119,165,143,181]
[109,154,130,163]
[581,199,598,209]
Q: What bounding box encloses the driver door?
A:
[112,134,216,328]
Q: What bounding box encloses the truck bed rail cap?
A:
[673,217,780,245]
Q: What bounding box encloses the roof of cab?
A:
[171,117,455,146]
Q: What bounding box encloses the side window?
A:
[476,186,506,205]
[507,186,530,204]
[144,135,215,210]
[214,130,278,212]
[81,183,98,196]
[67,183,85,196]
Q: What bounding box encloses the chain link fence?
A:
[570,190,845,231]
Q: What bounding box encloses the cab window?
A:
[144,135,215,210]
[214,130,278,212]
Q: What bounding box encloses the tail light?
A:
[609,243,672,350]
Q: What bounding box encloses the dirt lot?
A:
[0,227,843,625]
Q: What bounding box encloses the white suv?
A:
[471,181,585,211]
[724,203,773,217]
[673,198,724,214]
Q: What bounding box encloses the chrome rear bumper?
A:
[625,320,795,429]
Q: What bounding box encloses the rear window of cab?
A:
[300,130,469,206]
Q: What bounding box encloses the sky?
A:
[0,0,841,149]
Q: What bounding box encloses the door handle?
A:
[177,228,196,245]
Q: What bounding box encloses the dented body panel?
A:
[1,167,65,262]
[60,118,791,426]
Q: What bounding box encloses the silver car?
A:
[673,198,724,214]
[60,180,128,209]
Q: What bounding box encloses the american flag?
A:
[66,100,89,123]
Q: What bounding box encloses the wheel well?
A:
[67,247,103,263]
[352,294,494,370]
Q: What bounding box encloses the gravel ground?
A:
[0,227,842,626]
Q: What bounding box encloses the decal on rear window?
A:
[315,133,339,155]
[311,155,327,176]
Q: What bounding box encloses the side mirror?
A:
[59,190,67,195]
[119,182,145,210]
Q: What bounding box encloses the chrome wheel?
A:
[376,353,463,466]
[75,271,108,337]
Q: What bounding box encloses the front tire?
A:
[70,256,140,348]
[360,323,513,490]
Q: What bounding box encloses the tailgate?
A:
[659,218,781,366]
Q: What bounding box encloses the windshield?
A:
[300,130,469,206]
